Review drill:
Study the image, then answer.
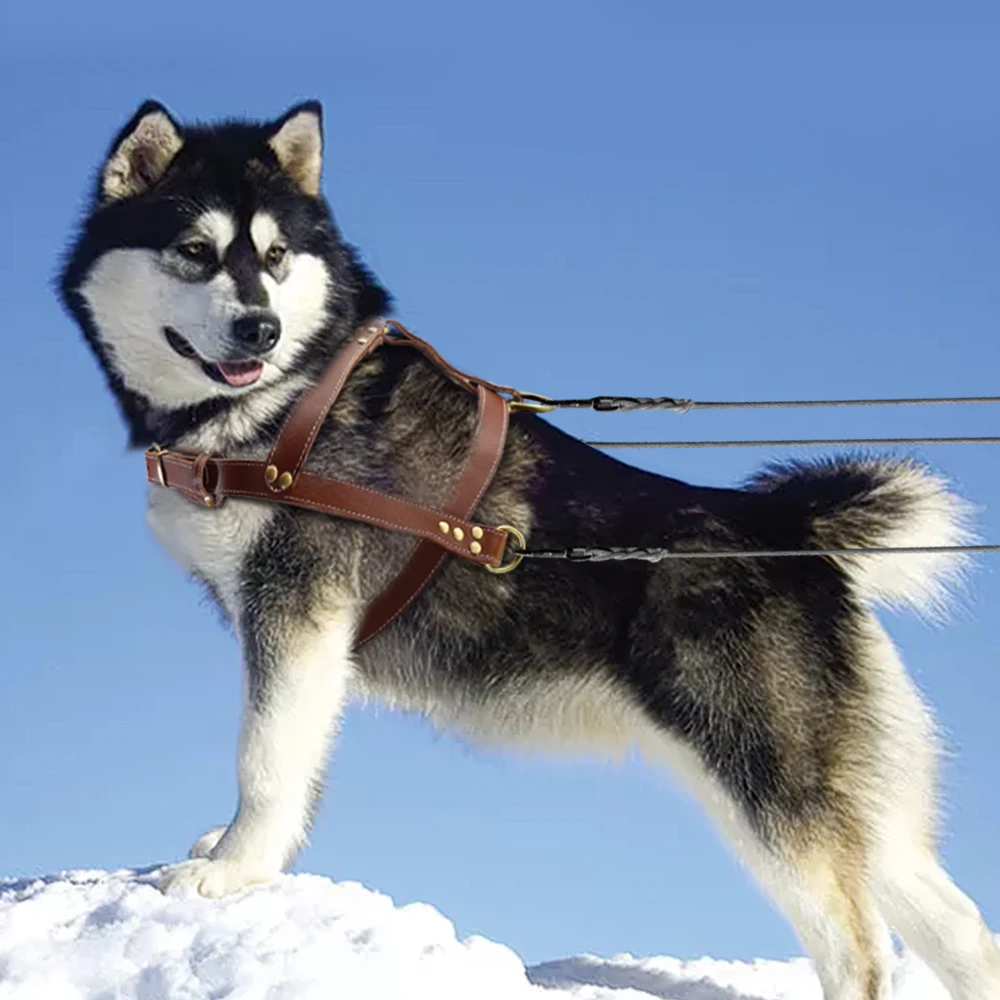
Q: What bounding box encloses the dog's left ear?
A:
[267,101,323,196]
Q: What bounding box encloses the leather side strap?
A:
[355,383,509,646]
[145,449,511,567]
[263,318,387,493]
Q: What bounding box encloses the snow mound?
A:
[0,869,963,999]
[0,869,539,1000]
[529,953,954,999]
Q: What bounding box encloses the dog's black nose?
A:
[232,313,281,354]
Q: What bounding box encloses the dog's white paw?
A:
[158,857,278,898]
[188,825,228,859]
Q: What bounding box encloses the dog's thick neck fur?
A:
[59,101,390,451]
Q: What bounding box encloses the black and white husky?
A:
[60,101,999,1000]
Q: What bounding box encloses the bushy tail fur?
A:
[748,457,974,615]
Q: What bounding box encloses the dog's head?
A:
[61,101,387,444]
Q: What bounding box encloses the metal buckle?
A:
[508,392,556,414]
[194,453,222,508]
[486,524,526,574]
[148,443,168,487]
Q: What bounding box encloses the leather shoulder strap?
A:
[356,383,509,645]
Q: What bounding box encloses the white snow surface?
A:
[0,868,968,999]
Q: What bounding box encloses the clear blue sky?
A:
[1,0,998,969]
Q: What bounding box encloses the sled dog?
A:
[60,101,1000,1000]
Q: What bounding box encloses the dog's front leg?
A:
[159,604,356,898]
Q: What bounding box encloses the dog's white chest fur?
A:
[146,485,274,618]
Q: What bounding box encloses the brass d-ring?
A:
[486,524,526,574]
[508,392,557,414]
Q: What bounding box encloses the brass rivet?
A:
[277,472,293,491]
[438,521,450,534]
[453,527,464,541]
[471,526,484,540]
[470,541,482,555]
[203,495,214,507]
[265,465,278,485]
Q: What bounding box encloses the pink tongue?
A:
[217,360,264,387]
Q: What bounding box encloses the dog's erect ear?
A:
[267,101,323,196]
[101,100,184,202]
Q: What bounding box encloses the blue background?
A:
[1,0,997,967]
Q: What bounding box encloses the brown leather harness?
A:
[144,319,537,647]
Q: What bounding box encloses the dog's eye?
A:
[265,244,288,268]
[175,240,215,264]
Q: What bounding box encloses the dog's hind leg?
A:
[630,591,903,999]
[643,730,895,1000]
[755,845,895,1000]
[859,621,1000,1000]
[159,600,356,898]
[875,849,1000,1000]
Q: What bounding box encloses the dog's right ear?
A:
[101,100,184,202]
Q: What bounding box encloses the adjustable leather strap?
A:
[145,319,516,646]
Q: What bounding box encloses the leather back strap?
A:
[145,319,514,648]
[383,320,532,402]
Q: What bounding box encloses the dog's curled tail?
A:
[748,457,975,616]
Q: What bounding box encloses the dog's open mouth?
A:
[164,327,265,388]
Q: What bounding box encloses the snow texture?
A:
[0,869,975,999]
